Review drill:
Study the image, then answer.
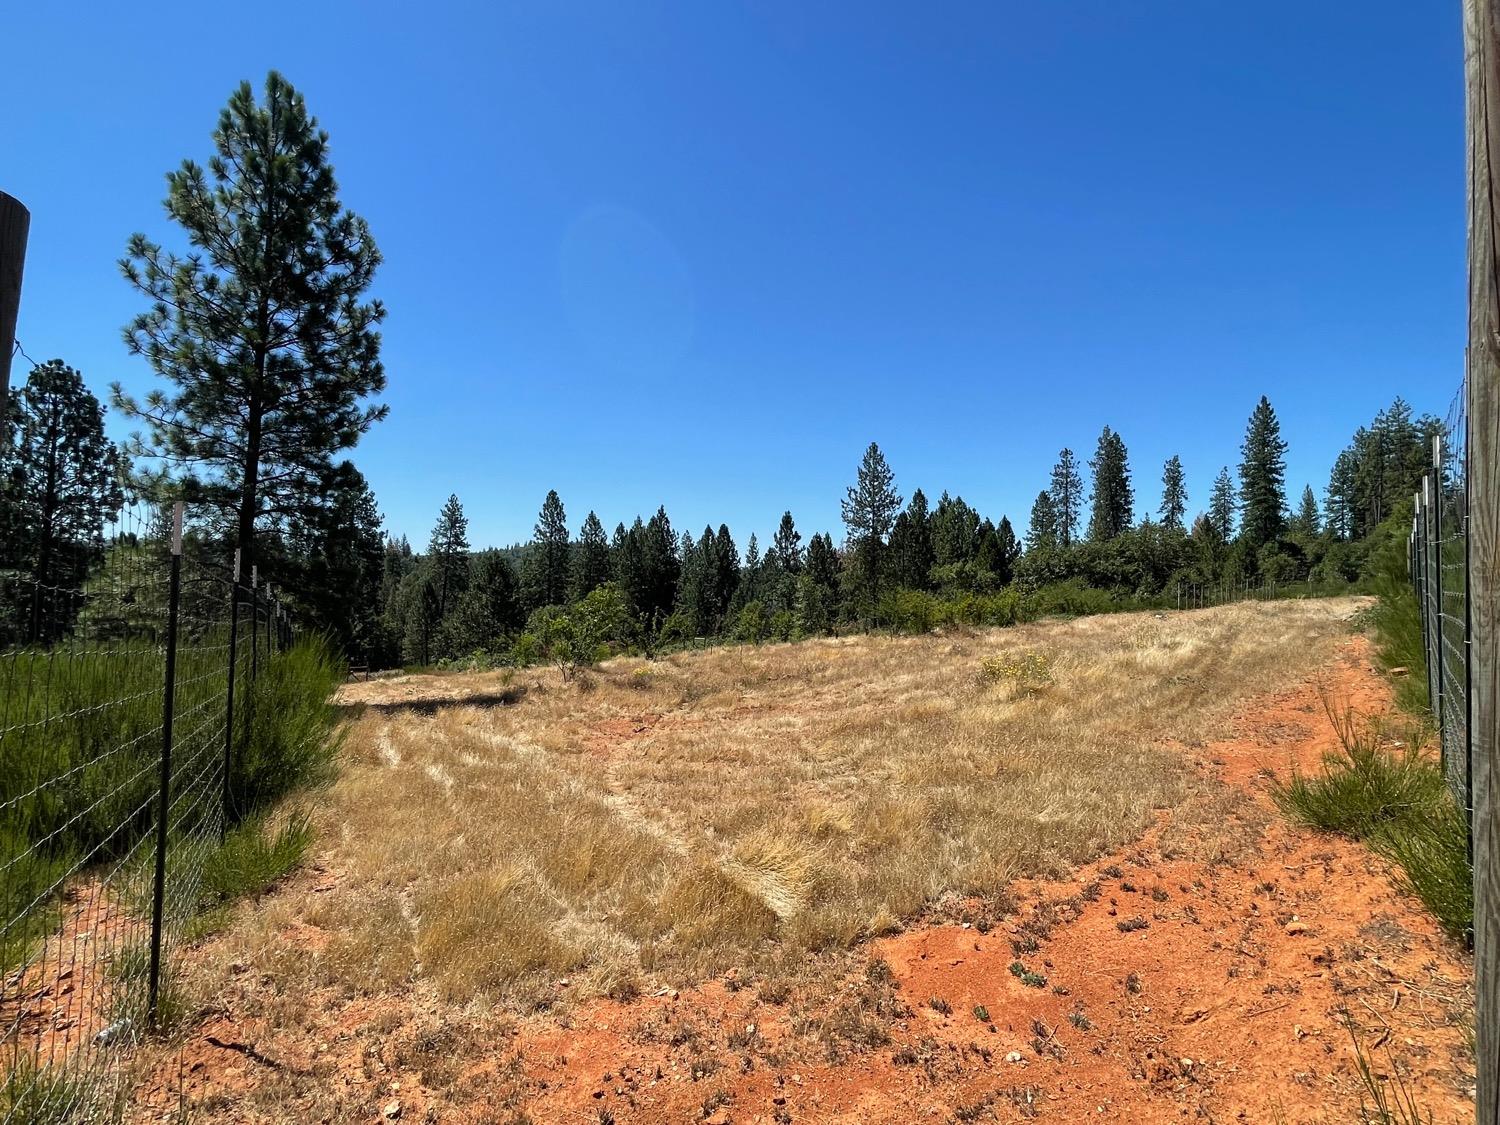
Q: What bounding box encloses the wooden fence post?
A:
[0,191,28,422]
[1464,0,1500,1117]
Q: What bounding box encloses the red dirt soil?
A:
[134,635,1474,1124]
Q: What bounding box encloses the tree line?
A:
[362,391,1438,670]
[0,72,1444,667]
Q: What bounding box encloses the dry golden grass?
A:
[237,599,1364,1009]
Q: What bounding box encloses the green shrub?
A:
[1373,797,1472,944]
[1,635,342,975]
[1030,579,1121,618]
[878,589,936,635]
[510,631,541,667]
[233,636,344,820]
[1273,710,1471,944]
[734,600,769,644]
[1271,713,1445,840]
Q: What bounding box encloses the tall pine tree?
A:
[427,494,470,618]
[1324,449,1357,541]
[520,489,570,610]
[293,461,384,660]
[1159,455,1187,531]
[771,511,803,574]
[840,443,902,616]
[1048,448,1082,547]
[1207,467,1236,542]
[1292,485,1321,537]
[571,510,611,600]
[888,489,935,589]
[992,516,1021,584]
[1238,396,1288,548]
[3,361,123,635]
[117,72,386,577]
[1086,426,1133,541]
[1027,490,1059,552]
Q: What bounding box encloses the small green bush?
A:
[1273,710,1471,944]
[1271,714,1445,840]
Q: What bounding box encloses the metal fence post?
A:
[221,549,242,837]
[1433,440,1448,773]
[147,501,184,1029]
[250,567,259,685]
[1416,489,1433,712]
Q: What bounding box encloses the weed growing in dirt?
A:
[0,1054,122,1124]
[1346,1016,1437,1125]
[1008,961,1046,989]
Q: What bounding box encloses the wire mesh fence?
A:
[1411,378,1474,850]
[0,502,293,1122]
[1171,577,1348,610]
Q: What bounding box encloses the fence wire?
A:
[1412,379,1474,847]
[0,504,292,1123]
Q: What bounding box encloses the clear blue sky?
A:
[2,1,1464,549]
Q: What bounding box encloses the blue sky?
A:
[2,1,1464,549]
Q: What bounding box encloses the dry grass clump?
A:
[243,598,1360,1006]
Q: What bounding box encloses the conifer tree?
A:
[520,489,570,610]
[675,528,710,634]
[116,72,386,575]
[3,361,123,632]
[1027,490,1059,552]
[1207,467,1237,542]
[771,511,803,574]
[1293,485,1321,536]
[798,532,841,635]
[427,494,470,618]
[616,507,680,635]
[888,489,934,589]
[1238,396,1288,548]
[571,510,611,600]
[931,492,981,565]
[709,524,741,632]
[841,442,902,615]
[446,548,521,652]
[1087,427,1133,541]
[741,532,763,606]
[294,461,384,660]
[1048,448,1082,547]
[403,571,442,666]
[993,516,1021,583]
[1324,449,1357,541]
[1159,455,1187,531]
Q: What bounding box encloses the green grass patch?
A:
[200,811,315,908]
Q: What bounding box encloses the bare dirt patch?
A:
[128,599,1473,1122]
